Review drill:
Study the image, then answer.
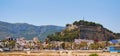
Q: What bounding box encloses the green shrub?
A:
[89,53,98,56]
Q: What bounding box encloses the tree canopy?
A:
[73,20,103,27]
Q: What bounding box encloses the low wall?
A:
[0,50,120,56]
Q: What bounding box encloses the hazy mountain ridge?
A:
[0,21,64,40]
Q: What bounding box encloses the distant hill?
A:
[0,21,64,41]
[47,20,119,42]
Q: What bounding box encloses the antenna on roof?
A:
[83,17,85,21]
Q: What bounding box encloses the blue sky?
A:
[0,0,120,33]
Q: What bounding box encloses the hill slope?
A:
[47,20,119,42]
[0,21,64,40]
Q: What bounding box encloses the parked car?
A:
[103,46,120,53]
[0,48,3,52]
[3,48,10,52]
[23,48,30,51]
[103,47,109,52]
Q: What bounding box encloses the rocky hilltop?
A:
[47,20,119,41]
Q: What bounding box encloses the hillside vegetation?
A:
[0,21,64,40]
